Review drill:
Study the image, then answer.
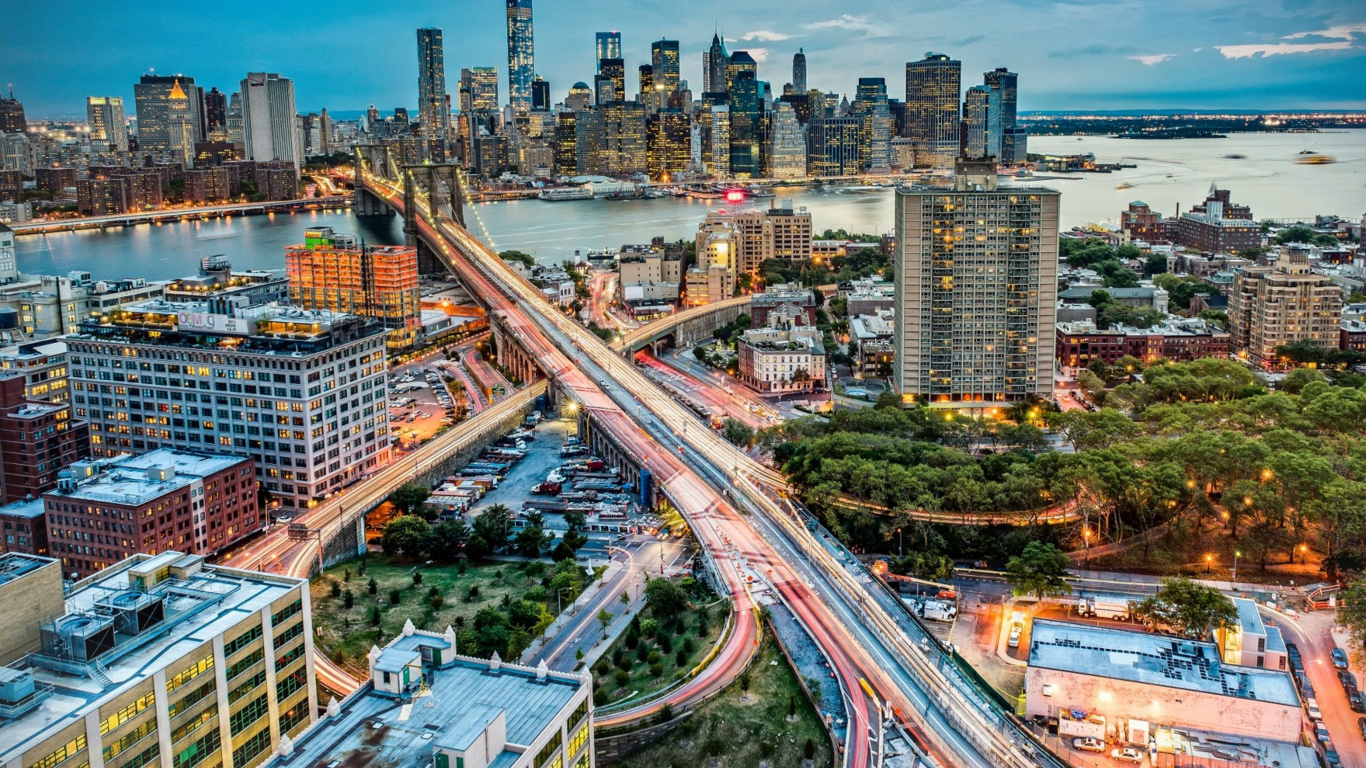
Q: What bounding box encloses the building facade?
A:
[505,0,536,112]
[1228,248,1343,367]
[285,228,420,348]
[417,29,452,146]
[0,373,89,503]
[240,73,300,170]
[894,159,1058,407]
[86,97,129,152]
[904,53,961,169]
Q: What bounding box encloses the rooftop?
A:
[0,497,45,520]
[0,554,304,765]
[47,449,249,507]
[0,552,51,585]
[1028,619,1299,707]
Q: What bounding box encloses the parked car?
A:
[1340,670,1359,690]
[1071,738,1104,753]
[1008,623,1023,648]
[1110,746,1143,763]
[1323,748,1342,768]
[1315,721,1332,744]
[1333,648,1350,669]
[1358,716,1366,740]
[1351,690,1366,714]
[1307,697,1323,721]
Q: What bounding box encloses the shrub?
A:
[682,637,696,655]
[675,647,688,667]
[647,651,661,665]
[343,590,354,609]
[612,669,630,687]
[413,571,423,587]
[428,585,439,598]
[466,585,480,601]
[370,606,380,626]
[430,595,444,610]
[648,662,663,678]
[640,618,659,637]
[389,589,401,605]
[368,577,378,595]
[330,581,342,598]
[636,643,649,662]
[804,739,815,759]
[659,635,672,654]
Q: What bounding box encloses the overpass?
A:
[358,150,1065,768]
[613,295,750,355]
[9,196,353,235]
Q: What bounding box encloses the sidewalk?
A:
[519,559,627,666]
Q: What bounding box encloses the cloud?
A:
[745,47,771,63]
[803,14,875,34]
[1129,53,1176,65]
[953,34,987,46]
[1049,44,1137,59]
[741,30,791,42]
[1284,22,1366,41]
[1216,41,1354,58]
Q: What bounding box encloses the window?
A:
[271,599,302,626]
[231,729,272,768]
[568,721,589,757]
[227,670,266,705]
[104,719,156,761]
[34,735,86,768]
[168,682,215,719]
[534,731,562,768]
[229,694,269,735]
[100,692,155,735]
[222,625,263,657]
[169,707,216,745]
[225,648,264,681]
[276,668,307,701]
[172,730,221,768]
[166,654,214,694]
[279,699,310,734]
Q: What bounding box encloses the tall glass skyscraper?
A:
[792,49,807,93]
[904,52,961,169]
[984,68,1025,164]
[651,40,680,92]
[596,31,621,67]
[417,28,451,142]
[505,0,535,112]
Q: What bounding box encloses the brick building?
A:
[1173,185,1261,254]
[1119,200,1166,244]
[1056,318,1230,369]
[1228,249,1343,367]
[0,374,89,503]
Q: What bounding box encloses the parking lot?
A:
[387,361,463,449]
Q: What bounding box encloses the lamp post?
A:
[1205,554,1213,574]
[1232,550,1241,582]
[557,586,574,617]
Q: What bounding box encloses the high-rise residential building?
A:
[204,86,227,135]
[240,72,301,170]
[86,96,128,152]
[0,551,317,768]
[703,34,729,96]
[793,49,808,94]
[730,201,813,274]
[226,91,244,142]
[134,75,205,156]
[686,217,737,307]
[0,90,25,134]
[984,67,1024,164]
[728,65,762,178]
[285,227,421,348]
[596,31,621,65]
[0,373,89,503]
[505,0,535,112]
[1229,248,1342,368]
[651,39,681,92]
[532,76,550,111]
[596,58,625,105]
[0,223,13,283]
[68,300,390,508]
[768,102,806,179]
[961,85,989,157]
[646,109,689,180]
[806,116,860,177]
[417,28,452,144]
[894,158,1059,407]
[905,53,961,169]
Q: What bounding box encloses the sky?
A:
[5,0,1365,119]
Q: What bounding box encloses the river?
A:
[15,130,1364,280]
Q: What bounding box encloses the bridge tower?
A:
[352,144,392,217]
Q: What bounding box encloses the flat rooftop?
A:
[1154,727,1318,768]
[0,554,304,765]
[47,450,247,507]
[275,654,586,768]
[0,552,53,584]
[0,497,45,519]
[1028,619,1299,707]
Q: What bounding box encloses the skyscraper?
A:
[806,116,859,176]
[134,74,204,156]
[703,34,728,96]
[417,28,452,143]
[532,76,550,111]
[86,96,128,152]
[463,67,501,111]
[203,86,227,135]
[646,109,690,180]
[728,67,762,178]
[725,51,757,97]
[851,77,889,170]
[651,39,681,92]
[894,158,1058,407]
[984,67,1024,164]
[596,31,621,66]
[597,58,625,104]
[505,0,535,112]
[792,49,807,94]
[905,53,961,169]
[0,90,25,134]
[240,72,301,169]
[961,85,989,157]
[768,101,806,179]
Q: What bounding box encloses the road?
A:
[364,164,1063,768]
[9,196,352,234]
[637,349,775,431]
[583,270,638,332]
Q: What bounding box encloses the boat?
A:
[1224,154,1246,159]
[1295,155,1335,165]
[1116,182,1134,190]
[537,187,593,201]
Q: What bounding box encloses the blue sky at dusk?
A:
[5,0,1364,118]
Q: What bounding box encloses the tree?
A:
[429,519,470,560]
[514,511,553,557]
[498,249,536,268]
[1130,578,1237,638]
[1005,541,1072,600]
[388,482,431,516]
[472,504,513,552]
[381,516,431,560]
[1339,577,1366,663]
[644,577,688,620]
[722,417,756,448]
[597,608,612,631]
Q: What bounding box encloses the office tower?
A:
[652,39,681,91]
[962,85,989,157]
[728,69,761,178]
[69,300,390,508]
[851,77,889,170]
[602,101,647,176]
[793,49,807,94]
[417,28,452,143]
[86,96,128,152]
[573,107,604,174]
[638,65,654,98]
[0,90,24,134]
[0,224,15,284]
[894,158,1058,407]
[555,111,578,174]
[505,0,535,111]
[725,51,757,96]
[240,72,301,169]
[134,74,204,156]
[1229,248,1342,367]
[984,67,1024,164]
[463,67,501,111]
[768,101,806,179]
[204,86,227,134]
[646,109,689,180]
[707,105,730,176]
[0,550,318,768]
[597,58,625,104]
[285,227,421,346]
[806,116,859,176]
[532,76,550,111]
[565,81,593,112]
[226,91,244,142]
[704,34,728,96]
[905,53,961,168]
[318,107,331,155]
[596,31,621,65]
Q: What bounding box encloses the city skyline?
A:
[5,0,1364,118]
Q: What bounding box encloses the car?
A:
[1323,748,1342,768]
[1333,648,1350,669]
[1007,623,1023,648]
[1109,746,1143,763]
[1341,670,1359,690]
[1315,721,1331,744]
[1307,697,1323,721]
[1352,690,1366,714]
[1359,716,1366,740]
[1071,738,1104,753]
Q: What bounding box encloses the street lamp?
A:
[1232,550,1241,581]
[1205,554,1213,574]
[557,586,574,617]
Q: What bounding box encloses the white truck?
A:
[922,599,958,622]
[1077,594,1136,621]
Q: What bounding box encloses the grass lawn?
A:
[310,554,554,672]
[614,630,834,768]
[591,599,728,710]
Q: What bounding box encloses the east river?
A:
[15,130,1365,281]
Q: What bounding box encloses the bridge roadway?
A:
[366,168,1065,768]
[8,196,353,234]
[219,382,546,694]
